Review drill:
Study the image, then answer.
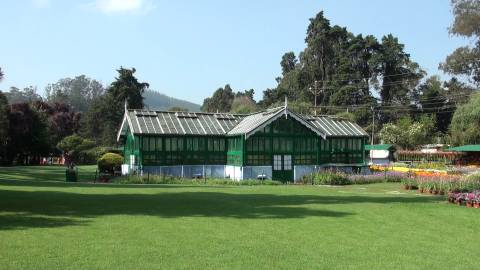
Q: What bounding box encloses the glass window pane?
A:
[165,138,171,151]
[171,138,177,151]
[156,138,162,151]
[143,137,149,150]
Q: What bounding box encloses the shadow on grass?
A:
[0,214,86,230]
[0,183,442,230]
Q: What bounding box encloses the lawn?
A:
[0,165,97,182]
[1,170,480,269]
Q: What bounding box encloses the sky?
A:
[0,0,468,104]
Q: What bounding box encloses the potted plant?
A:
[455,193,465,206]
[475,193,480,209]
[447,192,455,203]
[466,193,475,208]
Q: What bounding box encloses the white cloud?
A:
[32,0,50,8]
[88,0,155,14]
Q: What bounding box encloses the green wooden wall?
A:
[121,116,366,167]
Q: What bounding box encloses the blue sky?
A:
[0,0,468,104]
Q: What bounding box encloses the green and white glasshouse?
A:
[117,104,368,182]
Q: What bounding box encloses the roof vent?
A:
[135,111,157,117]
[215,114,236,120]
[175,112,198,119]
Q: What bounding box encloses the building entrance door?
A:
[272,154,293,182]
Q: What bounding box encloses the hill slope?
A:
[144,90,201,112]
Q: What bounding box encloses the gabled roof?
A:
[116,110,244,141]
[227,107,325,139]
[365,144,395,151]
[304,115,369,137]
[117,106,368,141]
[447,145,480,152]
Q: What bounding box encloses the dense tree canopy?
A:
[45,75,105,112]
[4,86,42,104]
[2,5,480,163]
[201,84,235,113]
[379,116,435,149]
[449,92,480,145]
[440,0,480,84]
[57,134,95,165]
[0,91,9,165]
[81,67,149,146]
[262,12,423,127]
[6,103,51,165]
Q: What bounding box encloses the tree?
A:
[443,77,475,105]
[4,86,42,104]
[201,84,235,112]
[82,67,149,146]
[440,0,480,84]
[0,67,3,81]
[231,95,257,114]
[45,75,105,112]
[263,11,422,128]
[449,92,480,145]
[378,116,435,149]
[6,103,51,165]
[416,76,453,133]
[80,97,107,144]
[0,91,9,165]
[280,52,297,75]
[109,67,149,110]
[57,134,95,166]
[30,101,81,147]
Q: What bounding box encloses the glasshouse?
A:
[117,104,369,182]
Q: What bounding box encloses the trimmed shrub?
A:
[98,153,123,174]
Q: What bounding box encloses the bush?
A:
[80,146,120,165]
[98,153,123,174]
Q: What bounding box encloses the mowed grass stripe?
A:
[0,170,480,269]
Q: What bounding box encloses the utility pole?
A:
[370,106,375,145]
[309,80,321,115]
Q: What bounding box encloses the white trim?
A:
[148,116,158,133]
[329,118,348,136]
[169,113,182,134]
[317,118,334,136]
[214,116,226,134]
[202,115,216,134]
[141,115,150,133]
[288,110,326,139]
[156,117,164,134]
[245,108,325,139]
[161,113,171,133]
[116,112,127,142]
[196,116,207,135]
[134,110,143,133]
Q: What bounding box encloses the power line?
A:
[309,92,476,110]
[309,71,419,85]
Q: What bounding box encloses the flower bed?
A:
[348,171,405,184]
[447,191,480,208]
[300,171,407,185]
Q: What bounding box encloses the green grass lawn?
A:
[1,169,480,269]
[0,165,97,182]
